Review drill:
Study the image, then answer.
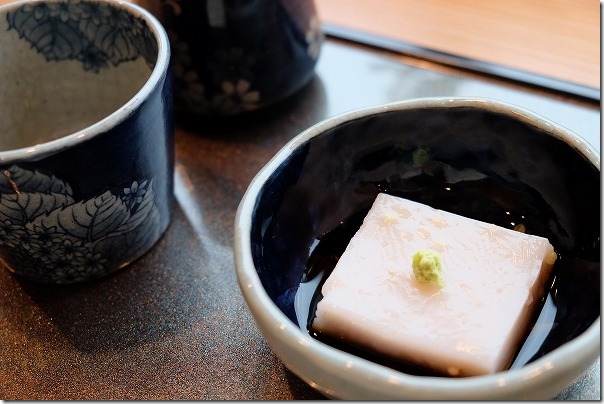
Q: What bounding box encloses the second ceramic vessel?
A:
[154,0,323,117]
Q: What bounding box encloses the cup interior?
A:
[0,0,159,151]
[250,102,600,374]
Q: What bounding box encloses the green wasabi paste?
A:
[412,249,445,287]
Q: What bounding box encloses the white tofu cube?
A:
[312,193,556,376]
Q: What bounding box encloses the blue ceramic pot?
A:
[155,0,323,116]
[0,0,174,283]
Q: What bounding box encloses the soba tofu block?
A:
[313,193,556,377]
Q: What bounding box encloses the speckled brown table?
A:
[1,38,600,400]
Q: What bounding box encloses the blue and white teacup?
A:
[0,0,173,283]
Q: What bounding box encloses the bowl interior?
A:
[250,104,600,375]
[0,0,159,151]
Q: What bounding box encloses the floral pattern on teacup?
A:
[6,0,158,72]
[162,0,322,116]
[0,165,161,283]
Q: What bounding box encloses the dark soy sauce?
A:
[294,180,598,378]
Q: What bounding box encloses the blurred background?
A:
[0,0,597,91]
[314,0,599,90]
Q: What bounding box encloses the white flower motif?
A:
[51,258,83,282]
[181,71,209,110]
[6,227,34,251]
[169,35,212,113]
[69,2,112,26]
[48,2,72,22]
[305,16,323,60]
[32,242,61,263]
[123,180,148,208]
[27,3,50,21]
[74,252,108,274]
[56,238,84,261]
[212,79,260,114]
[27,222,59,247]
[0,166,160,282]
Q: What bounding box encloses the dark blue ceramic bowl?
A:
[0,0,173,283]
[235,98,600,399]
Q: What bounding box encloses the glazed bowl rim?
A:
[0,0,170,163]
[234,97,600,399]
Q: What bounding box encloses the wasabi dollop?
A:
[412,249,445,287]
